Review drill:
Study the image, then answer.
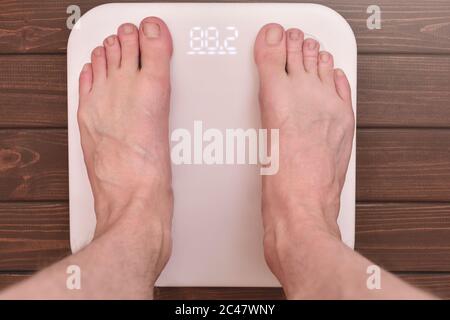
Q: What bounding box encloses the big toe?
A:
[254,23,287,82]
[139,17,173,79]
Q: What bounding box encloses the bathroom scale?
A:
[68,3,357,287]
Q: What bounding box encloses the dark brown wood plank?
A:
[357,129,450,202]
[0,202,70,271]
[358,55,450,128]
[0,93,67,128]
[155,287,285,300]
[0,56,65,93]
[356,203,450,272]
[0,130,68,201]
[0,54,449,128]
[0,55,66,128]
[0,0,449,54]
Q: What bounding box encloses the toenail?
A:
[335,69,345,77]
[106,36,115,46]
[320,53,329,63]
[288,30,300,41]
[94,47,102,56]
[122,24,134,34]
[143,22,161,38]
[81,64,90,73]
[307,40,317,50]
[265,25,283,45]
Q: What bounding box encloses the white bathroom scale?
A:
[68,3,357,287]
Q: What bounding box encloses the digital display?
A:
[187,26,239,55]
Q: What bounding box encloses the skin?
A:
[0,18,436,300]
[0,17,173,300]
[254,24,434,299]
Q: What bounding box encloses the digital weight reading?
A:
[187,26,239,55]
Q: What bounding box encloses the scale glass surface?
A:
[68,2,357,287]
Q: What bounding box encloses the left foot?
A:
[77,17,174,287]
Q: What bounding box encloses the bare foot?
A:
[77,17,173,287]
[254,24,355,297]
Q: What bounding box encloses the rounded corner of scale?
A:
[312,4,357,47]
[67,3,118,48]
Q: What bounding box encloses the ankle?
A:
[264,198,341,238]
[263,207,343,297]
[269,227,343,298]
[93,194,173,280]
[94,184,173,236]
[100,215,172,284]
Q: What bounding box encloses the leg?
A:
[0,17,173,299]
[254,24,435,299]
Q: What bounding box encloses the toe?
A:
[91,46,107,84]
[286,28,305,75]
[254,23,287,80]
[302,38,319,74]
[103,35,121,73]
[79,63,93,96]
[139,17,173,79]
[117,23,139,72]
[334,69,352,102]
[318,51,334,85]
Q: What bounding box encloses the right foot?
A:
[77,17,174,285]
[254,24,355,296]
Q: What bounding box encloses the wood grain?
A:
[358,55,450,128]
[356,203,450,271]
[0,202,69,271]
[0,130,68,201]
[155,287,285,300]
[357,129,450,202]
[0,55,66,128]
[0,55,449,128]
[0,0,449,54]
[0,56,65,93]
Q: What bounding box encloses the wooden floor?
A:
[0,0,450,299]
